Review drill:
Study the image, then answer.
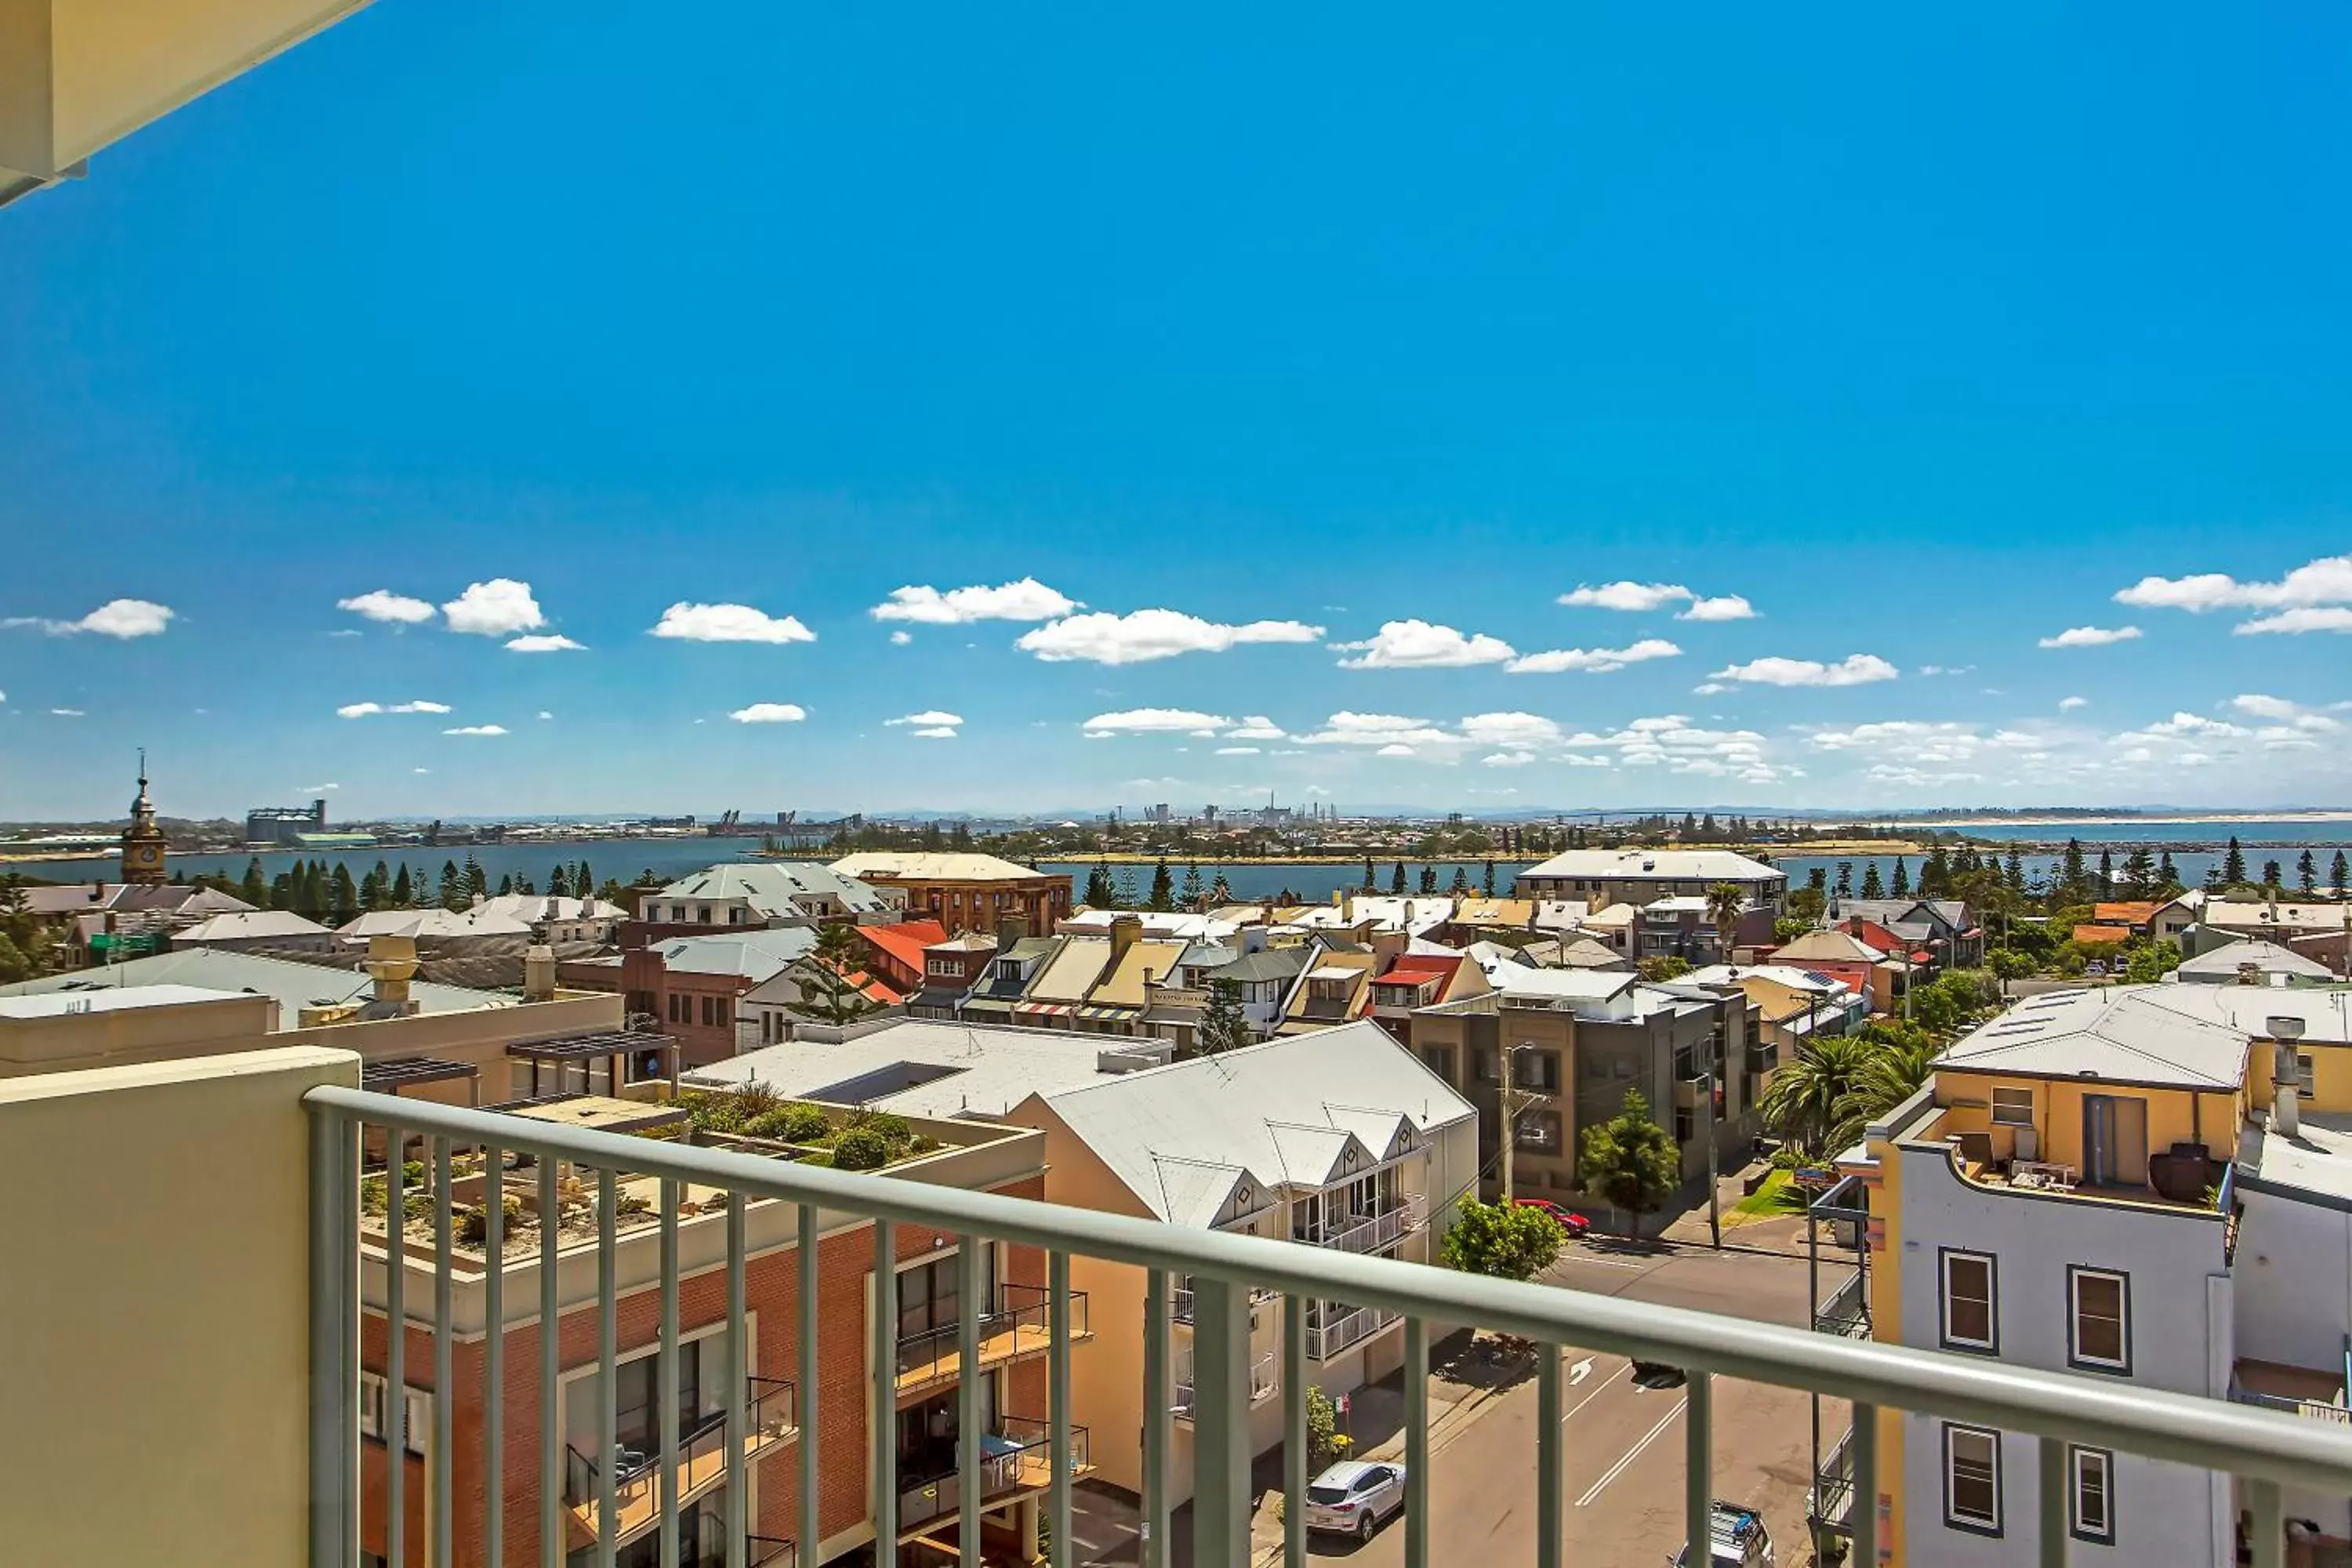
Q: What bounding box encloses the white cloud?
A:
[1707,653,1897,688]
[1214,746,1261,755]
[1918,664,1976,677]
[413,768,430,774]
[651,602,815,644]
[1679,594,1757,622]
[441,579,544,637]
[1082,707,1233,735]
[537,710,554,720]
[2115,554,2352,612]
[2038,625,2142,648]
[910,727,958,739]
[50,707,83,717]
[1020,610,1323,665]
[887,710,965,727]
[300,782,341,793]
[1331,619,1514,669]
[336,590,436,625]
[1560,753,1612,768]
[2228,694,2342,732]
[1294,712,1457,748]
[2230,693,2302,720]
[1480,751,1536,768]
[2234,607,2352,637]
[1458,712,1565,748]
[2059,696,2089,711]
[2140,712,2248,739]
[505,633,586,652]
[5,598,176,638]
[889,630,913,645]
[337,699,452,718]
[871,578,1079,624]
[1559,581,1690,612]
[1504,637,1681,674]
[728,703,807,724]
[441,724,509,736]
[1375,743,1418,757]
[1225,716,1287,740]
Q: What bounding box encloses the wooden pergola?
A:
[505,1028,679,1100]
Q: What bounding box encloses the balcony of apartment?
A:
[2232,1359,2352,1425]
[1290,1195,1426,1257]
[1171,1274,1277,1326]
[896,1416,1095,1535]
[897,1283,1091,1396]
[1909,1100,2242,1224]
[1812,1269,1868,1339]
[561,1377,796,1550]
[19,1046,2352,1568]
[1175,1353,1279,1421]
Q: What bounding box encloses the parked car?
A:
[1630,1360,1689,1391]
[1670,1501,1775,1567]
[1304,1460,1408,1541]
[1512,1196,1592,1236]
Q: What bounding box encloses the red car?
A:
[1513,1197,1591,1236]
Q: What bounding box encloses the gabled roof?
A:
[1034,1019,1475,1224]
[1087,939,1191,1008]
[859,920,952,976]
[1026,937,1116,1004]
[656,861,893,916]
[2176,938,2337,981]
[0,947,511,1016]
[652,927,816,980]
[175,909,332,942]
[829,851,1054,884]
[2093,901,2165,926]
[1770,929,1889,965]
[1936,987,2253,1091]
[1518,848,1782,883]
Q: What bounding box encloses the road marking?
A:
[1573,1397,1685,1508]
[1568,1356,1594,1386]
[1560,1359,1630,1423]
[1557,1253,1649,1272]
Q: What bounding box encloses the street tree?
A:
[1439,1197,1565,1282]
[787,924,884,1027]
[1196,979,1252,1056]
[1576,1091,1679,1238]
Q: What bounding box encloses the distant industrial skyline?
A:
[5,5,2350,818]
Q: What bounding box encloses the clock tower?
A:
[119,752,168,885]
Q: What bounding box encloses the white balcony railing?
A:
[1295,1195,1425,1256]
[299,1084,2352,1568]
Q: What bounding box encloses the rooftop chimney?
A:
[524,941,558,1003]
[1109,913,1143,965]
[2272,1017,2307,1138]
[997,915,1026,953]
[365,935,420,1017]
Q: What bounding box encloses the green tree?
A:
[1860,862,1886,900]
[1760,1036,1882,1159]
[1449,866,1472,895]
[1116,864,1140,908]
[1705,882,1745,956]
[1181,862,1205,909]
[1637,955,1692,982]
[1889,857,1910,897]
[1834,862,1853,899]
[1209,870,1232,905]
[1482,859,1497,897]
[1391,862,1408,895]
[464,855,488,899]
[390,864,413,906]
[787,924,885,1027]
[1438,1196,1565,1281]
[1787,886,1826,926]
[238,858,269,908]
[2263,860,2285,894]
[1362,855,1376,891]
[2158,850,2181,893]
[2332,851,2350,897]
[1418,866,1439,895]
[1148,857,1174,912]
[1083,862,1116,907]
[2298,851,2319,895]
[1576,1091,1680,1237]
[2223,836,2248,885]
[547,863,571,898]
[2122,846,2154,898]
[437,860,463,911]
[1304,1386,1346,1470]
[1196,978,1252,1056]
[328,863,360,925]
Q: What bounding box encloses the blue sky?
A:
[3,4,2350,819]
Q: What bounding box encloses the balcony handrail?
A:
[895,1280,1087,1378]
[563,1375,794,1505]
[306,1083,2352,1498]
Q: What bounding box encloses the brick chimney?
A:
[1110,913,1143,965]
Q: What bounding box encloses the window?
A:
[1940,1250,1997,1352]
[1943,1423,2002,1534]
[700,995,716,1028]
[1673,1105,1693,1143]
[358,1370,427,1456]
[1515,1109,1563,1152]
[1471,1047,1497,1084]
[1421,1044,1457,1083]
[1512,1048,1560,1093]
[2298,1053,2317,1093]
[1990,1087,2033,1127]
[2068,1446,2113,1542]
[2068,1268,2129,1373]
[697,905,711,924]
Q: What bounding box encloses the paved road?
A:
[1304,1242,1839,1567]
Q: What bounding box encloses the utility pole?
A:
[1501,1044,1541,1203]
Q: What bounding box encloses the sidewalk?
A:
[1656,1159,1813,1258]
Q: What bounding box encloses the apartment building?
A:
[827,852,1073,938]
[1004,1019,1477,1507]
[1514,848,1788,924]
[360,1094,1076,1567]
[1684,963,1862,1075]
[1364,952,1490,1044]
[564,928,818,1068]
[1410,970,1762,1204]
[1831,983,2352,1568]
[637,863,902,933]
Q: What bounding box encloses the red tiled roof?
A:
[859,919,950,978]
[1375,955,1463,989]
[2092,902,2162,926]
[2071,924,2133,947]
[1839,918,1905,956]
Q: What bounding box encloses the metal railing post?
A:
[1404,1316,1428,1568]
[799,1203,820,1568]
[659,1178,681,1568]
[1536,1345,1560,1568]
[1851,1403,1877,1568]
[1049,1250,1073,1568]
[726,1192,748,1568]
[484,1139,505,1568]
[308,1107,350,1568]
[538,1155,561,1568]
[1142,1268,1169,1568]
[1283,1295,1305,1568]
[873,1220,898,1565]
[1684,1369,1712,1568]
[597,1168,618,1568]
[387,1133,408,1568]
[1192,1277,1252,1568]
[958,1239,982,1566]
[434,1138,456,1568]
[2038,1435,2067,1566]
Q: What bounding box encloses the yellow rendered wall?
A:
[0,1044,359,1566]
[1867,1118,1905,1565]
[1934,1069,2241,1170]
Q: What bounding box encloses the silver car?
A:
[1303,1460,1407,1541]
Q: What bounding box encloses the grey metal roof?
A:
[2176,939,2337,981]
[651,927,817,979]
[656,861,892,916]
[1935,986,2253,1090]
[0,947,514,1015]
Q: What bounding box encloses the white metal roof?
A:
[0,949,513,1016]
[684,1018,1143,1117]
[2176,939,2338,981]
[657,862,892,916]
[1517,848,1784,884]
[829,851,1053,884]
[0,984,253,1020]
[174,910,333,942]
[1036,1019,1475,1225]
[1936,986,2254,1091]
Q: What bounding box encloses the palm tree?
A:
[1759,1035,1881,1158]
[1705,881,1745,960]
[1830,1042,1936,1151]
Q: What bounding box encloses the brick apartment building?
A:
[828,853,1073,940]
[560,929,817,1070]
[362,1101,1080,1567]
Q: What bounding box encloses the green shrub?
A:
[846,1109,913,1144]
[742,1102,834,1144]
[831,1127,891,1171]
[459,1196,525,1246]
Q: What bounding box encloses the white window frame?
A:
[2069,1445,2114,1543]
[358,1369,429,1457]
[2068,1267,2130,1374]
[1989,1086,2034,1127]
[1940,1250,1997,1353]
[1943,1422,2002,1534]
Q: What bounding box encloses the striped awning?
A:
[1076,1004,1138,1022]
[1016,1002,1075,1018]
